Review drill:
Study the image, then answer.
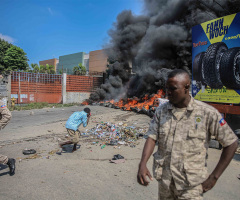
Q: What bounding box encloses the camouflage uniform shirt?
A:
[0,100,11,130]
[147,96,238,190]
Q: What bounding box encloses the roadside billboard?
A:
[192,13,240,104]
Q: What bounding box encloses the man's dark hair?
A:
[168,69,190,79]
[84,107,91,114]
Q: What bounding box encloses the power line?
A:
[195,0,216,19]
[213,0,231,14]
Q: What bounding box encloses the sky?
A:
[0,0,143,66]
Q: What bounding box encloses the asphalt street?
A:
[0,105,239,200]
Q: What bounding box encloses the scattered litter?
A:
[48,150,58,155]
[80,122,147,149]
[110,159,125,164]
[236,147,240,155]
[112,154,124,160]
[24,154,41,159]
[130,144,136,148]
[237,174,240,180]
[118,141,126,145]
[110,154,125,164]
[22,149,36,155]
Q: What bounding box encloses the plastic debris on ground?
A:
[81,122,147,149]
[110,154,125,164]
[236,147,240,154]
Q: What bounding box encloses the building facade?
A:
[39,58,59,71]
[89,49,108,73]
[57,52,89,74]
[84,53,89,72]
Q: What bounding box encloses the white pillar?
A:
[7,74,11,107]
[62,73,67,104]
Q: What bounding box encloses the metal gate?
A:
[11,72,62,104]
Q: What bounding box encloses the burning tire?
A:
[219,48,240,89]
[202,42,228,88]
[192,52,205,82]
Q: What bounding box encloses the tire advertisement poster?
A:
[192,13,240,104]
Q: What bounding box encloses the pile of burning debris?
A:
[83,90,168,118]
[81,122,148,148]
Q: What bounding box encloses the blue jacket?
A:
[65,111,88,131]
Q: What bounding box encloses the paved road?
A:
[0,106,239,200]
[0,105,109,141]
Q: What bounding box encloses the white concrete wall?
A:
[62,73,91,104]
[65,92,90,104]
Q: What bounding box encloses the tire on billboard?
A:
[201,42,228,89]
[219,47,240,89]
[192,52,205,82]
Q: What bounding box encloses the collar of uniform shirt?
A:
[167,95,194,111]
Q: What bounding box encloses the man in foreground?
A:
[59,107,91,152]
[137,69,238,199]
[0,100,15,176]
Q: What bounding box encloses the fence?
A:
[11,72,62,104]
[66,75,103,92]
[11,72,103,104]
[55,69,103,76]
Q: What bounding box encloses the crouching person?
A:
[59,107,91,152]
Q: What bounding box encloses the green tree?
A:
[73,63,86,75]
[47,64,55,74]
[0,39,12,73]
[73,66,81,75]
[39,65,47,73]
[79,63,86,74]
[31,64,55,74]
[32,64,40,73]
[3,45,29,72]
[24,65,33,72]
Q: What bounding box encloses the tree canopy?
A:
[0,38,29,74]
[73,63,86,75]
[30,64,55,74]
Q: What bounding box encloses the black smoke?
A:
[89,0,240,102]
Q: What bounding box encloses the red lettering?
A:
[193,41,207,48]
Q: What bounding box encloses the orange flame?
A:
[82,101,89,105]
[109,90,164,110]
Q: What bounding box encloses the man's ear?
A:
[185,84,190,91]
